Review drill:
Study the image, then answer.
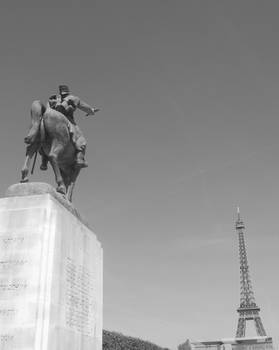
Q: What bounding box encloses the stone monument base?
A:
[0,183,103,350]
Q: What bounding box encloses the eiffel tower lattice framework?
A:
[235,209,267,338]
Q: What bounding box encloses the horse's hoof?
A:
[57,185,66,195]
[20,178,29,183]
[40,164,48,171]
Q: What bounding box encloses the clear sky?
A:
[0,1,279,349]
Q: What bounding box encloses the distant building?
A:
[190,340,223,350]
[178,339,192,350]
[190,337,273,350]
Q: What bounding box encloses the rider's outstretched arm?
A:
[74,96,96,116]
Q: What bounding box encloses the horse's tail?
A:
[25,100,46,145]
[30,100,45,121]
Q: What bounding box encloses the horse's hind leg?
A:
[48,142,66,195]
[21,144,37,182]
[21,155,32,183]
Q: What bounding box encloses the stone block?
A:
[0,184,103,350]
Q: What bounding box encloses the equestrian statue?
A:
[21,85,99,201]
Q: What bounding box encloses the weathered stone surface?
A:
[0,190,103,350]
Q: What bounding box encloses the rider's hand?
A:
[86,108,100,116]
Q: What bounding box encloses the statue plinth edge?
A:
[5,182,89,228]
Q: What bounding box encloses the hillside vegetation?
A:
[103,330,170,350]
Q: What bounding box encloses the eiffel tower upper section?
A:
[235,208,267,338]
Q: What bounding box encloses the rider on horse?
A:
[25,84,98,169]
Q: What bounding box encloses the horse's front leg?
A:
[48,143,66,195]
[67,182,75,202]
[66,167,80,202]
[21,144,37,183]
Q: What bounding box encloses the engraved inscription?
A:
[0,280,27,292]
[0,334,14,342]
[65,257,94,336]
[0,236,25,246]
[0,309,16,316]
[0,260,28,270]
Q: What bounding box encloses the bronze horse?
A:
[21,100,81,201]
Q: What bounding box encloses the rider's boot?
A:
[40,154,48,171]
[76,151,88,168]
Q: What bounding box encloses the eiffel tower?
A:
[235,208,267,338]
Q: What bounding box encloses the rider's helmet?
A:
[59,85,70,96]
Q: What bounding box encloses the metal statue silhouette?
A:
[21,85,99,201]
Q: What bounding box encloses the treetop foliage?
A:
[103,330,170,350]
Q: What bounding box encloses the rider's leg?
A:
[76,145,88,168]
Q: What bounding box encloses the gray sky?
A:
[0,1,279,349]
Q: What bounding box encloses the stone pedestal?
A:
[0,183,103,350]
